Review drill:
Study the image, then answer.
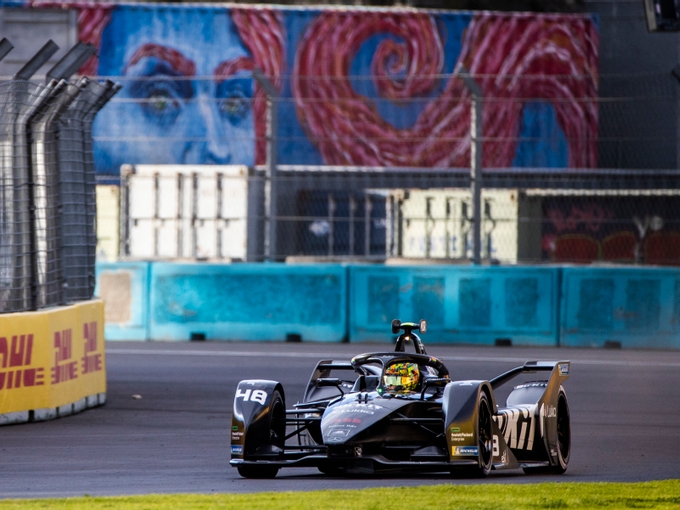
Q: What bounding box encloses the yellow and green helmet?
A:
[383,362,420,393]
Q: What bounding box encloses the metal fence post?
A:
[81,81,119,297]
[253,68,279,262]
[24,80,65,309]
[0,40,119,312]
[458,66,483,265]
[119,164,133,258]
[40,78,87,306]
[6,44,59,310]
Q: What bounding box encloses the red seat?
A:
[602,231,636,262]
[644,232,680,266]
[552,234,600,263]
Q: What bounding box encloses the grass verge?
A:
[0,480,679,509]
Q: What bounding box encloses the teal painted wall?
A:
[349,266,559,345]
[560,267,680,348]
[96,262,680,348]
[148,263,347,342]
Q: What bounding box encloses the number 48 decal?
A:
[236,388,267,405]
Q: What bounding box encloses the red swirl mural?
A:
[293,12,598,168]
[232,8,286,165]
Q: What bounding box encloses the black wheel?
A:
[453,391,493,478]
[523,388,570,475]
[238,390,285,479]
[237,465,279,479]
[268,390,286,450]
[475,391,494,476]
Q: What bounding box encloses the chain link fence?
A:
[113,68,680,266]
[0,40,119,313]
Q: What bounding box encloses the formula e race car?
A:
[230,320,571,478]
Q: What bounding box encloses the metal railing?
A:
[106,69,680,266]
[0,39,119,313]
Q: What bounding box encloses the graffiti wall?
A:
[542,196,680,265]
[29,3,599,174]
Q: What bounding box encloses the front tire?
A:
[452,391,493,478]
[238,390,285,479]
[475,391,494,476]
[237,465,279,479]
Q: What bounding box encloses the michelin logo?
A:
[453,446,479,456]
[231,445,243,455]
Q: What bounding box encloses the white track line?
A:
[106,349,680,368]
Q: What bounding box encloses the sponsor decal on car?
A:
[559,363,569,375]
[326,402,383,416]
[453,446,479,456]
[231,445,243,455]
[231,431,244,441]
[330,417,362,424]
[328,428,352,442]
[494,405,537,450]
[491,435,511,464]
[450,430,474,442]
[235,388,267,405]
[514,382,547,389]
[540,403,557,418]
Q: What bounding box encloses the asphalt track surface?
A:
[2,340,680,498]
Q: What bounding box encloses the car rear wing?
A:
[490,361,570,390]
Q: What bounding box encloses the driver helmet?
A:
[383,362,420,393]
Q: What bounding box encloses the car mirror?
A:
[424,377,448,387]
[420,377,448,399]
[317,378,342,388]
[391,319,401,334]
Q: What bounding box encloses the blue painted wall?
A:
[96,261,680,348]
[560,267,680,348]
[349,265,559,345]
[95,261,150,341]
[148,263,347,342]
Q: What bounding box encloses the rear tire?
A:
[523,388,570,475]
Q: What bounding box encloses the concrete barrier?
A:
[95,262,150,341]
[560,267,680,348]
[349,265,560,345]
[148,263,348,342]
[0,300,106,425]
[94,261,680,348]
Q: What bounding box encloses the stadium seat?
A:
[602,231,637,262]
[552,234,601,263]
[644,232,680,265]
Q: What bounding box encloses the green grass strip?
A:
[1,480,679,509]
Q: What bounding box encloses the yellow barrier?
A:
[0,300,106,424]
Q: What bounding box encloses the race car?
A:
[230,319,571,478]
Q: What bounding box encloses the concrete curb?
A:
[0,393,106,426]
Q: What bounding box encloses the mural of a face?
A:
[86,5,595,174]
[94,7,255,172]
